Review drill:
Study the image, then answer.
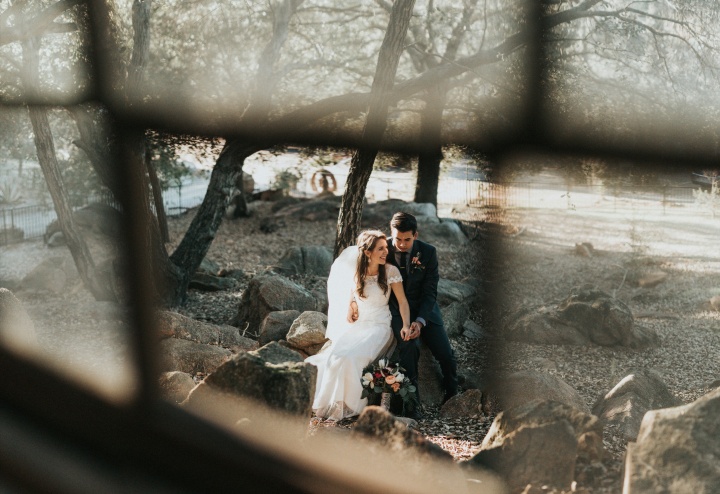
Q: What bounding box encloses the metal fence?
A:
[2,178,713,246]
[466,180,714,220]
[0,182,205,245]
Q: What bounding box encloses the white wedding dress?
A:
[306,250,402,421]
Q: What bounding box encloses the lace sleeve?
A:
[386,264,403,284]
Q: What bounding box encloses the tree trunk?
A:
[22,36,114,301]
[169,140,259,301]
[334,0,416,256]
[145,145,169,243]
[28,107,116,300]
[68,105,118,195]
[414,84,447,206]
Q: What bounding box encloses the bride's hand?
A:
[400,325,412,341]
[347,301,359,323]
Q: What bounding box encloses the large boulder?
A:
[467,400,604,492]
[285,311,328,355]
[158,371,195,404]
[487,370,589,413]
[253,341,305,364]
[470,419,577,493]
[232,273,317,334]
[20,257,68,293]
[157,311,258,353]
[258,310,300,345]
[592,370,681,442]
[352,406,452,461]
[273,199,339,221]
[440,389,484,419]
[185,349,317,417]
[360,200,446,232]
[436,278,477,306]
[159,338,232,375]
[421,220,469,246]
[73,203,123,237]
[0,288,36,348]
[275,245,333,277]
[44,203,123,244]
[623,387,720,494]
[505,284,659,348]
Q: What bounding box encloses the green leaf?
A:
[408,385,416,393]
[399,388,407,397]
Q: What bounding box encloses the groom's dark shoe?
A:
[405,408,423,421]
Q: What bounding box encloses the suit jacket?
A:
[388,239,443,326]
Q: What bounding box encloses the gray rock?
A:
[275,245,333,277]
[458,369,484,391]
[158,311,258,352]
[21,257,67,293]
[46,230,66,247]
[233,274,317,334]
[468,399,604,492]
[441,301,470,338]
[259,310,300,346]
[197,257,221,276]
[273,199,338,221]
[360,200,439,229]
[351,406,452,461]
[254,341,305,364]
[440,389,484,419]
[437,278,477,306]
[468,416,578,492]
[72,203,123,237]
[623,387,720,494]
[421,221,469,245]
[487,370,589,413]
[462,319,484,339]
[0,288,36,348]
[158,371,195,404]
[159,338,232,375]
[185,350,317,417]
[286,311,328,352]
[592,369,681,442]
[505,284,659,349]
[189,272,237,291]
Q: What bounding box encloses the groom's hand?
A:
[409,321,423,339]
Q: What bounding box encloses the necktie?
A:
[400,252,408,271]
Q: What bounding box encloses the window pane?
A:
[0,105,136,403]
[544,1,720,155]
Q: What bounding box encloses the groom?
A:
[387,212,458,419]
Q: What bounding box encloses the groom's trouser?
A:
[391,316,458,400]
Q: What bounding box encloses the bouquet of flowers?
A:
[360,358,418,413]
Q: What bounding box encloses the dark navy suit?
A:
[388,239,458,401]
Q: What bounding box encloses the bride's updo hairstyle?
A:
[355,229,389,298]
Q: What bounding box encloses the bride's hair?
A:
[355,229,388,298]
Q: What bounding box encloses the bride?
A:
[306,230,411,421]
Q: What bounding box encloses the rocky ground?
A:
[3,195,719,493]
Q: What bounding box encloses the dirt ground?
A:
[2,192,719,493]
